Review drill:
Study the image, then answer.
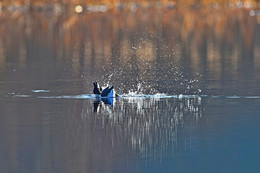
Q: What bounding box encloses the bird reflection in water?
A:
[93,97,114,112]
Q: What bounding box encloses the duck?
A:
[93,82,116,97]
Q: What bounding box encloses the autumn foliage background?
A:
[0,0,259,8]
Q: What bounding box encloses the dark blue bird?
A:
[101,86,114,97]
[93,82,101,95]
[93,82,116,97]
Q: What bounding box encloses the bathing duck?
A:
[93,82,102,95]
[93,82,116,97]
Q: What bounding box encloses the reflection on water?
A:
[87,96,202,160]
[93,97,115,112]
[1,6,260,173]
[0,96,203,173]
[0,8,260,96]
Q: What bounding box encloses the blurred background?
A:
[0,0,260,96]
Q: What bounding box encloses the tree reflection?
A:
[0,8,259,95]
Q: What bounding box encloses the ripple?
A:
[11,92,260,100]
[13,94,31,98]
[38,94,95,99]
[32,90,50,93]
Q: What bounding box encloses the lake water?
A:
[0,8,260,173]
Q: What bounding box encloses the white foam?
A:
[210,95,260,99]
[12,91,260,100]
[13,94,31,98]
[225,96,241,99]
[244,96,260,99]
[119,93,200,99]
[38,93,194,99]
[39,94,95,99]
[32,90,50,93]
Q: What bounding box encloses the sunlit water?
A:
[1,8,260,173]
